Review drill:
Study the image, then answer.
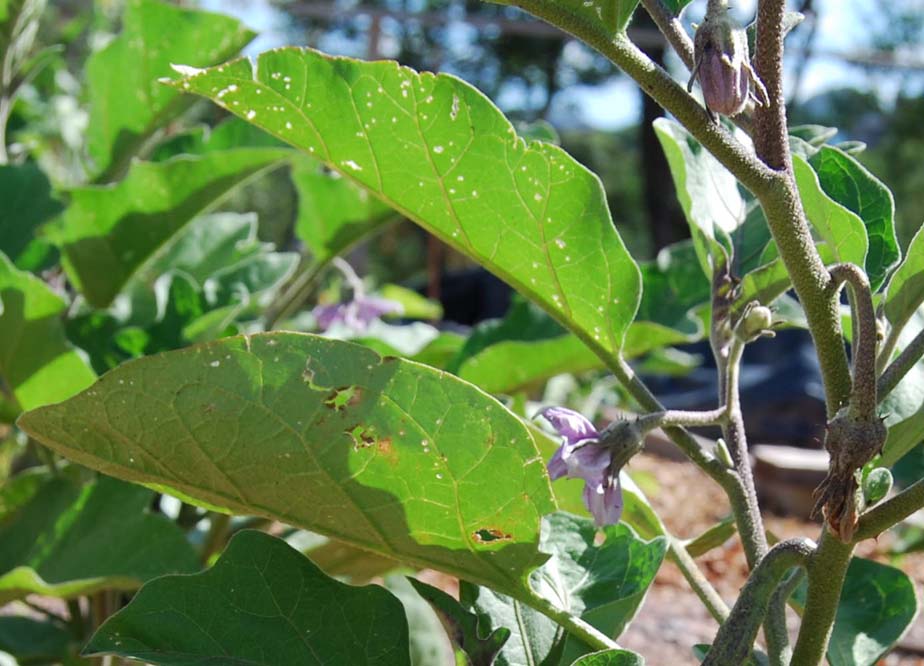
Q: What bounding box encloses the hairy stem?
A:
[790,531,853,666]
[703,538,814,666]
[878,326,924,399]
[639,0,695,70]
[669,536,730,623]
[766,568,806,666]
[722,338,768,569]
[636,406,729,431]
[828,264,877,420]
[753,0,790,171]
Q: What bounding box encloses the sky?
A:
[201,0,923,130]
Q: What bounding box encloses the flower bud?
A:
[863,467,893,505]
[689,3,767,117]
[736,303,774,342]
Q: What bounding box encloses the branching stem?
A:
[703,538,814,666]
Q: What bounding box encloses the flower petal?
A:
[565,443,611,484]
[313,303,348,331]
[582,476,623,527]
[547,446,568,481]
[539,406,599,445]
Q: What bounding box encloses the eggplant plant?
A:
[1,0,922,664]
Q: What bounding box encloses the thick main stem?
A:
[790,532,853,666]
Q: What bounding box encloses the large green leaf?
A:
[0,475,198,604]
[463,514,666,665]
[809,146,898,290]
[793,557,917,666]
[167,48,640,363]
[654,118,745,277]
[489,0,640,37]
[793,154,868,269]
[0,250,95,411]
[46,149,289,308]
[19,332,556,591]
[86,0,255,179]
[86,530,410,665]
[883,224,924,339]
[0,163,62,264]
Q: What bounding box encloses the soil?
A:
[619,452,924,665]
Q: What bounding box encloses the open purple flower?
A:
[540,406,623,527]
[313,295,402,332]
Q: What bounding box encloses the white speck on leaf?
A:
[246,110,256,120]
[343,160,363,171]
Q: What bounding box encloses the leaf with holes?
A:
[86,0,255,179]
[0,475,198,604]
[18,332,555,592]
[0,251,95,412]
[165,48,640,364]
[45,150,289,309]
[86,530,410,665]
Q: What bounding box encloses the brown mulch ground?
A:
[619,452,924,665]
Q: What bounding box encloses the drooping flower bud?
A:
[688,0,768,117]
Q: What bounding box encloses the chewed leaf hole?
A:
[325,385,362,411]
[345,424,376,449]
[473,528,512,543]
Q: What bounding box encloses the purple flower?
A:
[540,406,623,527]
[313,295,402,332]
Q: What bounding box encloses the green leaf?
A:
[683,516,736,558]
[631,240,709,353]
[86,530,411,665]
[0,163,63,264]
[793,557,917,666]
[46,149,289,308]
[167,48,641,363]
[792,155,868,269]
[490,0,639,36]
[384,575,455,666]
[379,284,443,320]
[86,0,255,179]
[409,577,510,665]
[654,118,745,277]
[809,146,898,290]
[0,616,71,662]
[880,308,924,465]
[18,332,556,591]
[293,156,397,267]
[0,475,198,604]
[883,224,924,337]
[463,514,666,665]
[450,299,602,394]
[0,250,95,411]
[569,649,645,666]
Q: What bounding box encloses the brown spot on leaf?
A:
[473,528,512,543]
